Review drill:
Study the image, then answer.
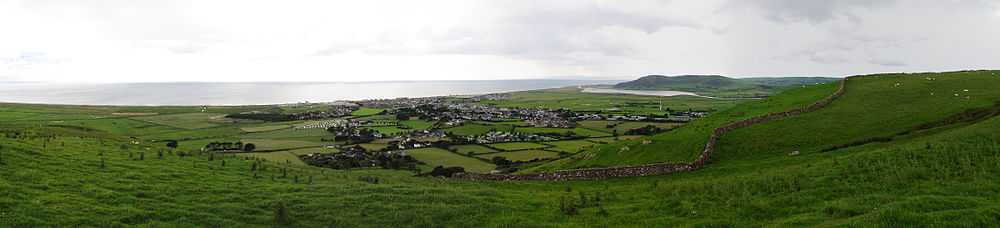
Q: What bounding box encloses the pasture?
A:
[476,150,560,162]
[405,148,496,173]
[449,144,498,155]
[542,140,597,153]
[487,142,550,151]
[351,108,386,117]
[133,113,226,129]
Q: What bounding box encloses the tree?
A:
[491,156,512,167]
[243,143,256,152]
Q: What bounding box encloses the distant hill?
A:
[613,75,838,98]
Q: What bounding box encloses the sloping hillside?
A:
[715,71,1000,163]
[528,81,841,172]
[614,75,837,98]
[534,70,1000,172]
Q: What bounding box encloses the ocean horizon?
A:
[0,79,621,106]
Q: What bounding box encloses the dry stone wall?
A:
[454,78,849,181]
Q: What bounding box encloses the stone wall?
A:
[454,78,850,181]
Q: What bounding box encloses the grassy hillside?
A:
[3,71,1000,227]
[528,81,841,172]
[614,75,838,98]
[715,71,1000,163]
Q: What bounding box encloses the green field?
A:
[530,81,842,171]
[486,142,550,151]
[351,108,385,117]
[405,148,495,173]
[542,140,597,153]
[514,127,612,138]
[240,139,327,151]
[240,124,290,133]
[4,71,1000,226]
[133,113,227,129]
[442,123,512,136]
[399,120,434,130]
[449,144,498,155]
[480,87,743,115]
[241,128,330,139]
[577,120,682,134]
[476,150,560,162]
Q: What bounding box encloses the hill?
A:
[613,75,838,98]
[2,70,1000,226]
[537,70,1000,172]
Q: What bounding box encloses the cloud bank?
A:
[1,0,998,82]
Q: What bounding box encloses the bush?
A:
[358,176,379,184]
[428,166,465,177]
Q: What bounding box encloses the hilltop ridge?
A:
[614,75,838,98]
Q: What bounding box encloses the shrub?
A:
[358,176,379,184]
[428,166,465,177]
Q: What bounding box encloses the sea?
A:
[0,80,626,106]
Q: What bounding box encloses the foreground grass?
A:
[3,71,1000,227]
[4,113,1000,227]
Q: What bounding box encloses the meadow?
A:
[351,108,386,117]
[476,150,561,162]
[449,144,498,155]
[486,142,551,151]
[480,87,743,115]
[404,148,496,173]
[2,71,1000,227]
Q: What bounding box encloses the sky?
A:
[1,0,999,83]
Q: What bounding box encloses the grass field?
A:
[351,108,385,117]
[480,87,744,115]
[449,144,498,155]
[577,121,682,134]
[240,139,327,151]
[241,128,330,139]
[542,140,597,153]
[358,143,389,151]
[530,81,842,171]
[400,120,434,130]
[240,124,290,133]
[586,136,643,144]
[442,123,512,136]
[133,113,226,129]
[405,148,496,173]
[4,71,1000,227]
[486,142,550,151]
[514,127,612,138]
[476,150,560,162]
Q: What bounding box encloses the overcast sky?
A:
[1,0,999,82]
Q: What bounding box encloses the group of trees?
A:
[300,149,419,171]
[203,142,256,152]
[624,125,663,136]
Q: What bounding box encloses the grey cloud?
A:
[729,0,897,23]
[425,4,702,64]
[869,59,907,67]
